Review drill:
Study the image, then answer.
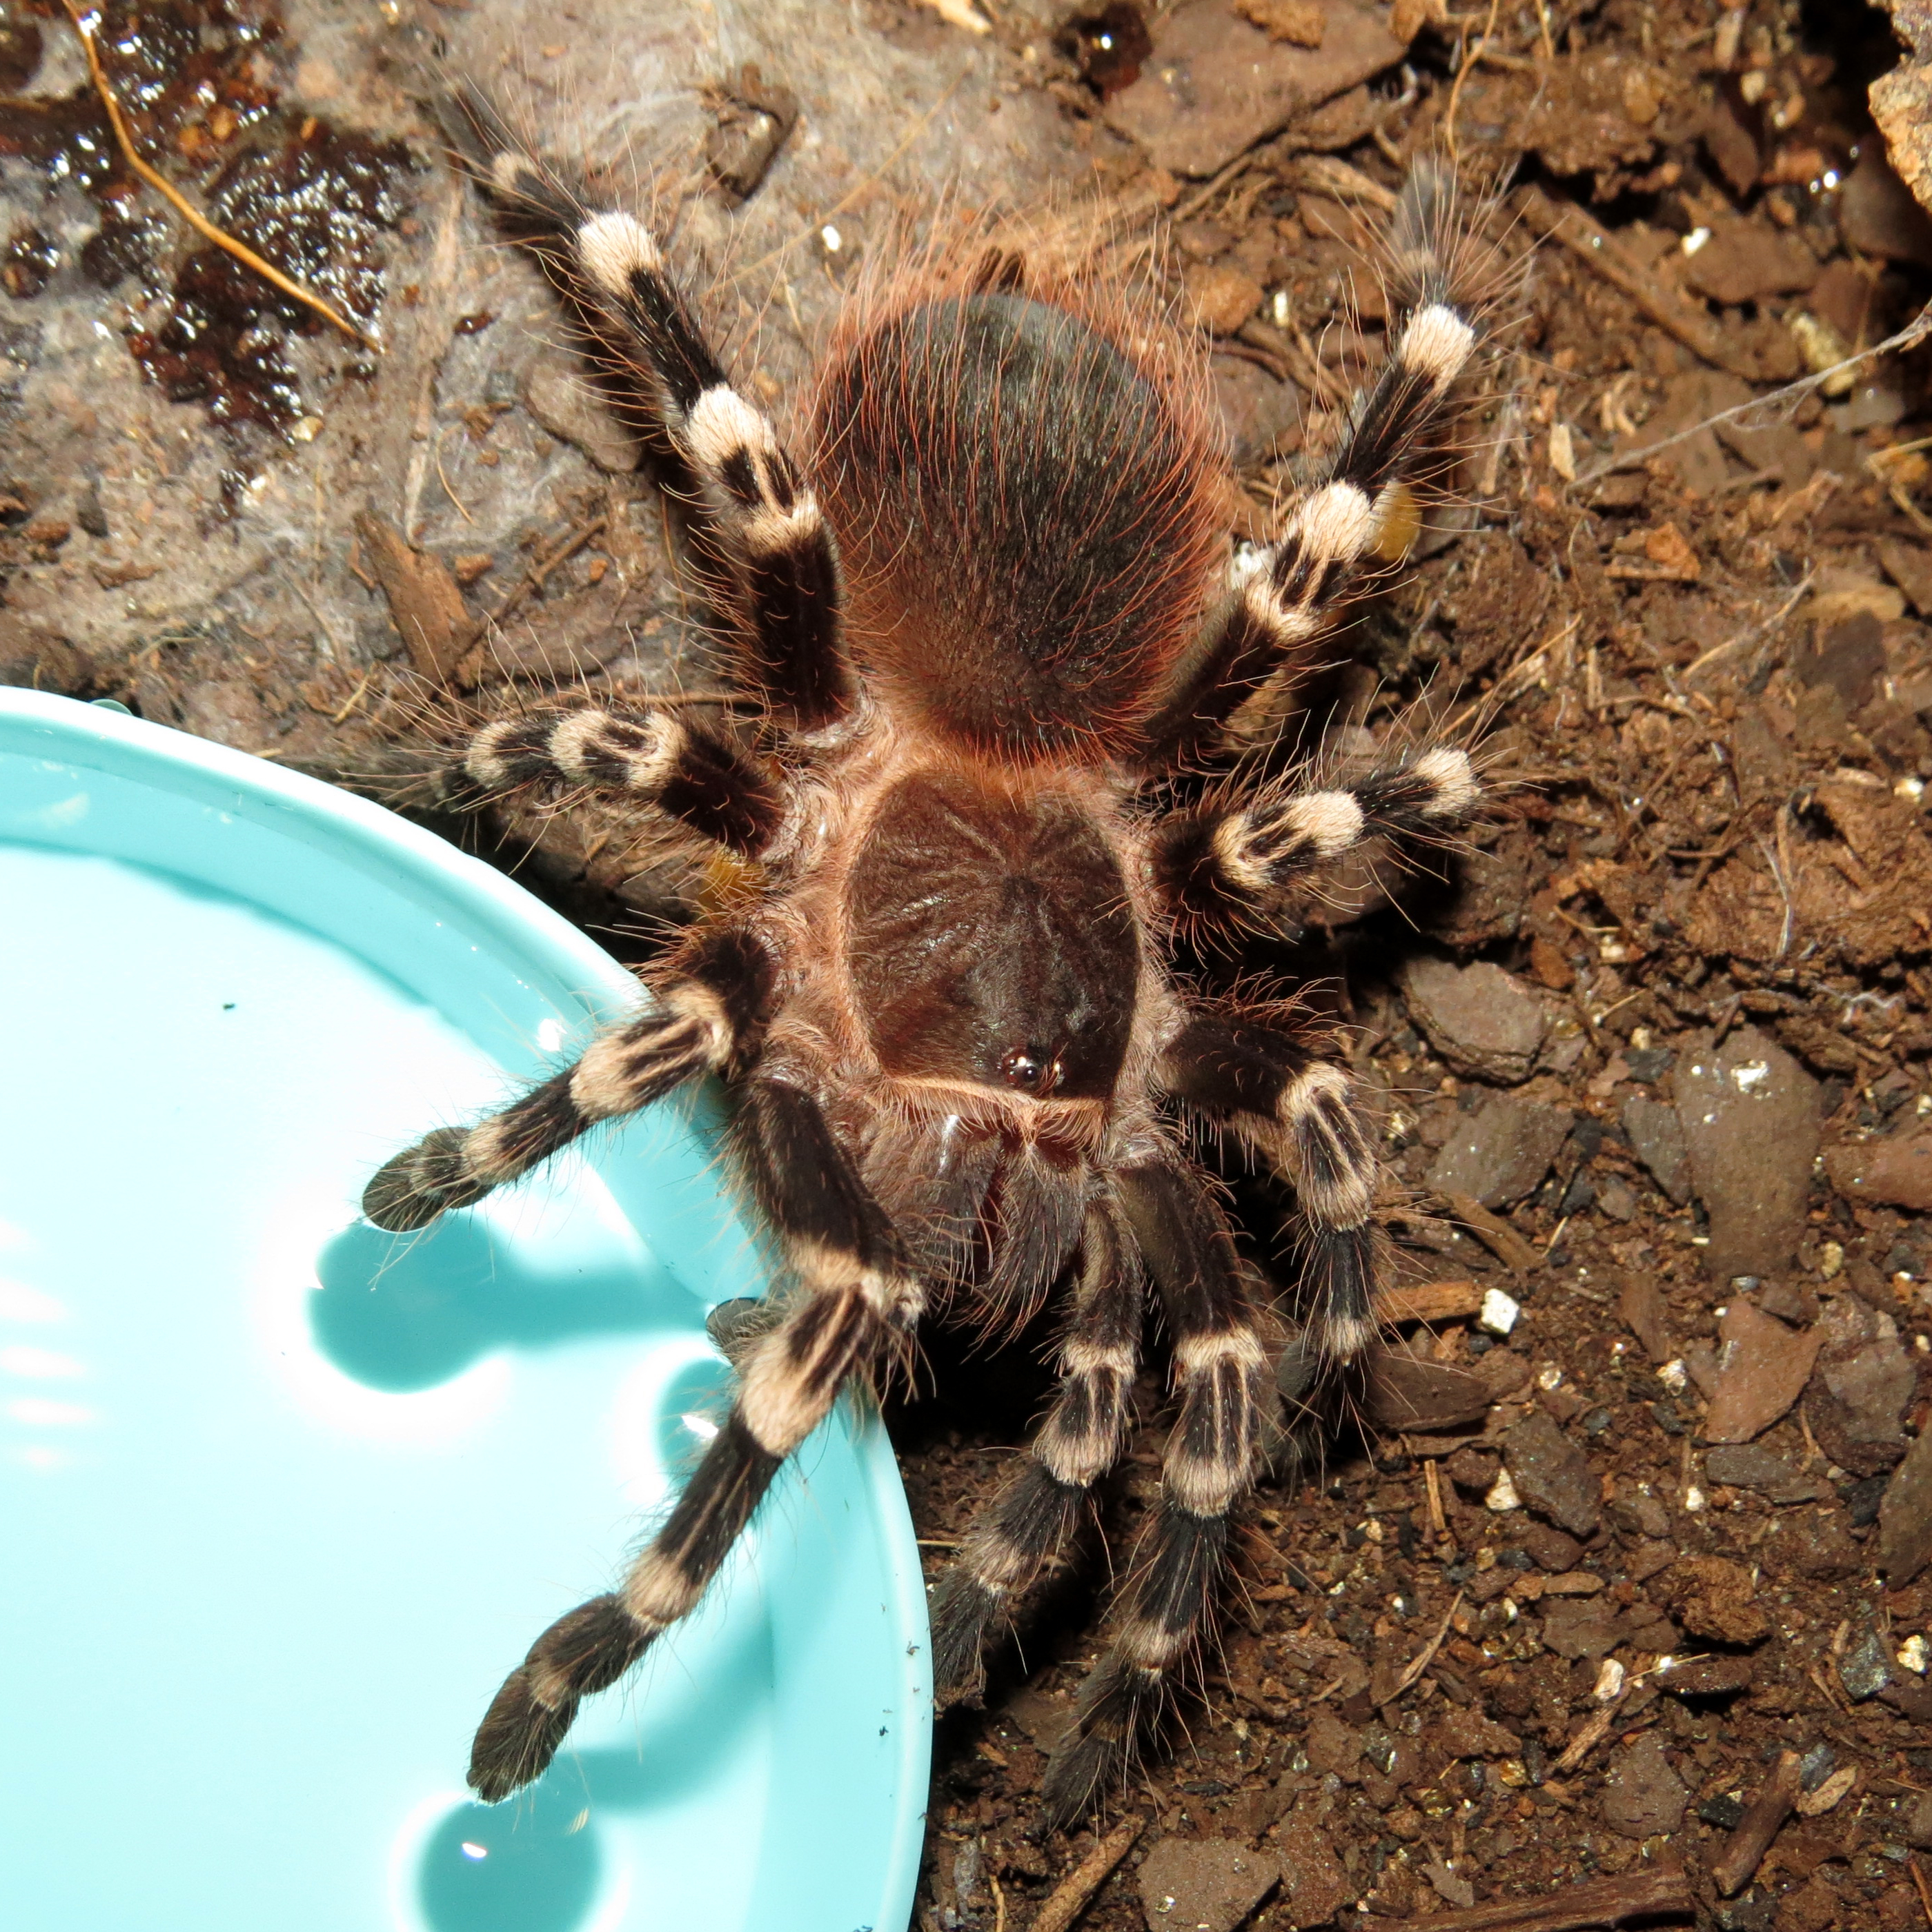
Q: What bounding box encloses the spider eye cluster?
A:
[998,1045,1065,1096]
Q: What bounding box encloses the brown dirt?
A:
[8,3,1932,1931]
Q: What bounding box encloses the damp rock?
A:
[1682,220,1820,304]
[1500,1408,1601,1537]
[1666,1556,1768,1646]
[1704,1298,1823,1445]
[1399,956,1552,1083]
[1138,1835,1281,1932]
[1704,1443,1827,1504]
[1600,1731,1690,1840]
[1824,1131,1932,1213]
[1621,1096,1692,1205]
[1673,1027,1820,1282]
[1426,1097,1571,1208]
[1880,1427,1932,1586]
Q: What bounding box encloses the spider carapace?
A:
[365,80,1489,1822]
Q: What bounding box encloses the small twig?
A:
[989,1869,1007,1932]
[1391,1592,1463,1699]
[1519,186,1759,384]
[1378,1279,1484,1324]
[1032,1817,1144,1932]
[61,0,373,349]
[1445,0,1502,161]
[1423,1457,1448,1539]
[1173,151,1254,226]
[1437,1192,1541,1273]
[1683,573,1814,680]
[1572,300,1932,488]
[1909,1852,1932,1931]
[1711,1749,1805,1897]
[1357,1863,1693,1932]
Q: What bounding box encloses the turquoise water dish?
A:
[0,688,928,1932]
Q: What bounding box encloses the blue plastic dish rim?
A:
[0,685,931,1923]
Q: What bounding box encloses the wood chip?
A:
[1032,1816,1144,1932]
[353,512,476,684]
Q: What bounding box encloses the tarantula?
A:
[364,82,1489,1822]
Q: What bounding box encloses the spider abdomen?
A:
[844,768,1138,1101]
[812,287,1224,760]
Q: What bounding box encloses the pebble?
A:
[1599,1731,1690,1839]
[1137,1836,1281,1932]
[1840,146,1932,268]
[1682,220,1821,304]
[1880,1426,1932,1586]
[1704,1442,1828,1504]
[1620,1096,1693,1205]
[1501,1408,1601,1536]
[1538,1597,1621,1659]
[1838,1624,1896,1703]
[1703,1298,1823,1444]
[1673,1027,1820,1281]
[1399,956,1552,1083]
[524,357,644,473]
[1185,262,1264,335]
[1666,1555,1769,1646]
[1808,1294,1914,1476]
[1274,1808,1351,1929]
[1662,1653,1755,1697]
[1824,1130,1932,1212]
[1426,1096,1571,1208]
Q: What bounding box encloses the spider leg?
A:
[1041,1154,1270,1824]
[929,1198,1143,1704]
[1161,1012,1382,1361]
[439,704,784,855]
[1147,746,1479,933]
[1140,166,1482,762]
[467,1074,922,1801]
[437,83,850,729]
[362,927,774,1231]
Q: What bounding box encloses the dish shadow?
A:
[415,1602,776,1932]
[310,1217,676,1392]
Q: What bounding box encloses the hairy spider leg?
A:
[361,927,775,1232]
[1141,166,1484,762]
[929,1199,1144,1703]
[437,82,850,729]
[1160,1012,1384,1361]
[440,704,785,856]
[1041,1154,1270,1824]
[1148,746,1481,931]
[466,1075,923,1801]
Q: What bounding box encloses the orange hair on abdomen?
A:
[807,244,1228,764]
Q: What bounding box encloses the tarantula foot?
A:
[929,1573,1003,1707]
[468,1666,577,1804]
[362,1126,488,1232]
[1038,1657,1163,1828]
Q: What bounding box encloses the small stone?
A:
[1501,1409,1600,1536]
[1479,1285,1521,1335]
[1596,1172,1638,1221]
[1661,1653,1755,1697]
[525,357,645,473]
[1838,1624,1895,1703]
[1673,1027,1820,1282]
[1618,1274,1673,1363]
[1138,1835,1281,1932]
[1808,1294,1914,1476]
[1704,1299,1824,1444]
[1667,1556,1768,1646]
[1840,146,1932,268]
[1486,1466,1521,1512]
[1621,1096,1693,1205]
[1184,262,1264,335]
[1514,1520,1584,1572]
[1400,956,1552,1083]
[1301,1706,1362,1779]
[1879,1424,1932,1586]
[1233,0,1325,45]
[1600,1731,1689,1839]
[1824,1131,1932,1212]
[1682,219,1821,304]
[1537,1595,1621,1659]
[1704,1443,1828,1504]
[1275,1806,1350,1928]
[1426,1097,1571,1208]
